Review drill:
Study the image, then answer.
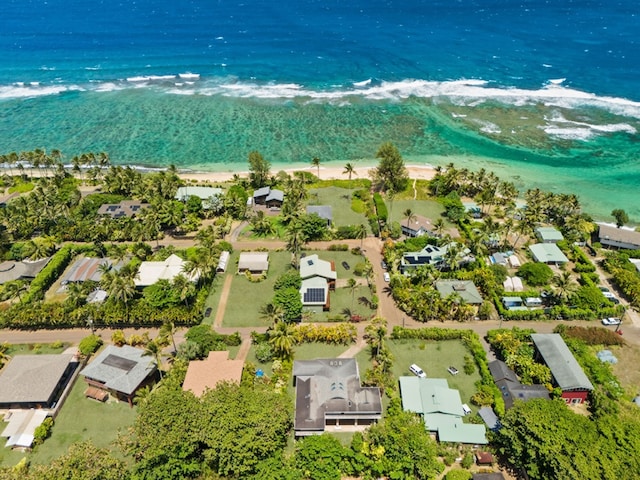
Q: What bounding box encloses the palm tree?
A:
[285,221,307,268]
[355,223,367,248]
[433,218,446,237]
[260,302,284,327]
[403,208,416,232]
[268,320,296,360]
[343,162,357,198]
[311,157,321,178]
[172,274,195,306]
[553,272,577,302]
[143,340,164,379]
[160,320,178,353]
[346,278,358,310]
[4,282,26,304]
[102,267,137,322]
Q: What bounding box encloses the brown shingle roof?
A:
[182,351,244,397]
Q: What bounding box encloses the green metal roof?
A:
[529,243,569,263]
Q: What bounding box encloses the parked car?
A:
[410,364,427,378]
[204,307,213,318]
[381,261,388,270]
[602,292,620,304]
[447,366,459,375]
[341,261,350,270]
[383,272,390,282]
[601,317,622,326]
[599,286,610,293]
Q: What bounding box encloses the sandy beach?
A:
[177,164,437,184]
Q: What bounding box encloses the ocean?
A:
[1,0,639,219]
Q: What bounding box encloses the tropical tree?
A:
[311,157,321,178]
[403,208,416,231]
[611,208,629,228]
[343,162,356,197]
[248,151,271,188]
[553,271,577,302]
[346,278,358,310]
[285,220,307,268]
[143,340,164,379]
[268,320,296,360]
[371,142,409,193]
[260,302,284,327]
[355,223,367,248]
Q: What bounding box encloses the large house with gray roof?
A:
[0,354,78,409]
[80,345,157,406]
[435,280,483,305]
[252,186,284,208]
[530,334,594,404]
[0,257,50,285]
[597,223,640,250]
[399,376,487,444]
[529,243,569,265]
[306,205,332,226]
[293,358,382,436]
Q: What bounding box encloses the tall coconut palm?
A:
[311,157,321,179]
[285,221,307,268]
[160,320,178,353]
[346,278,358,310]
[355,223,367,248]
[268,320,296,360]
[343,162,357,198]
[143,340,164,379]
[553,271,577,302]
[403,208,416,232]
[433,218,446,237]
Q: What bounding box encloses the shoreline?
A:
[177,163,437,184]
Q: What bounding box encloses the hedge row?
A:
[22,245,80,303]
[390,327,505,415]
[493,293,620,321]
[293,323,357,345]
[373,193,388,224]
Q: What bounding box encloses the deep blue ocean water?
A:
[1,0,639,218]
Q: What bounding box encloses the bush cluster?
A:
[78,334,103,356]
[293,323,357,345]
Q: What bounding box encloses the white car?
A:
[601,317,622,326]
[409,364,427,378]
[383,272,390,282]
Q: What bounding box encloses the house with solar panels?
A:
[79,345,157,406]
[299,254,337,312]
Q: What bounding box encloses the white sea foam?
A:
[548,78,566,85]
[353,78,372,87]
[0,83,81,99]
[178,72,200,80]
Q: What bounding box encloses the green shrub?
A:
[255,343,274,363]
[445,471,472,480]
[461,453,474,469]
[78,334,103,356]
[517,262,553,287]
[327,243,349,251]
[33,417,54,446]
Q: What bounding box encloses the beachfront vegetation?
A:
[370,141,409,193]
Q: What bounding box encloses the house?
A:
[530,334,594,404]
[175,186,223,210]
[524,297,543,308]
[435,280,483,305]
[80,345,157,406]
[478,407,500,431]
[0,354,79,409]
[535,226,564,243]
[401,214,433,237]
[238,252,269,274]
[463,201,483,219]
[293,358,382,436]
[0,257,51,284]
[182,351,244,397]
[399,376,487,444]
[597,223,640,250]
[475,451,495,466]
[97,200,149,219]
[135,253,198,287]
[61,257,121,284]
[252,187,284,208]
[401,244,445,272]
[306,206,332,226]
[217,251,230,273]
[489,360,550,410]
[529,243,569,264]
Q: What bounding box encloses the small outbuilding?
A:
[306,205,333,226]
[217,251,230,273]
[238,252,269,274]
[535,226,564,243]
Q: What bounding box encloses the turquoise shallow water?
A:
[1,89,638,220]
[1,0,640,221]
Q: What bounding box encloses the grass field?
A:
[4,342,69,355]
[308,187,369,227]
[201,257,235,326]
[27,376,137,466]
[387,199,447,226]
[222,251,293,328]
[0,428,26,467]
[386,339,481,406]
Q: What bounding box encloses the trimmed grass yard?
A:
[28,376,137,466]
[308,187,369,228]
[387,199,449,226]
[4,342,68,356]
[221,250,373,327]
[0,428,25,467]
[387,339,481,407]
[202,261,233,326]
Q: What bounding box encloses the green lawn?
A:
[5,342,69,356]
[308,187,369,227]
[28,376,137,466]
[201,262,233,326]
[387,199,448,225]
[0,426,26,467]
[386,339,481,407]
[222,251,294,328]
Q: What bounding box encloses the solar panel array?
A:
[303,288,325,303]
